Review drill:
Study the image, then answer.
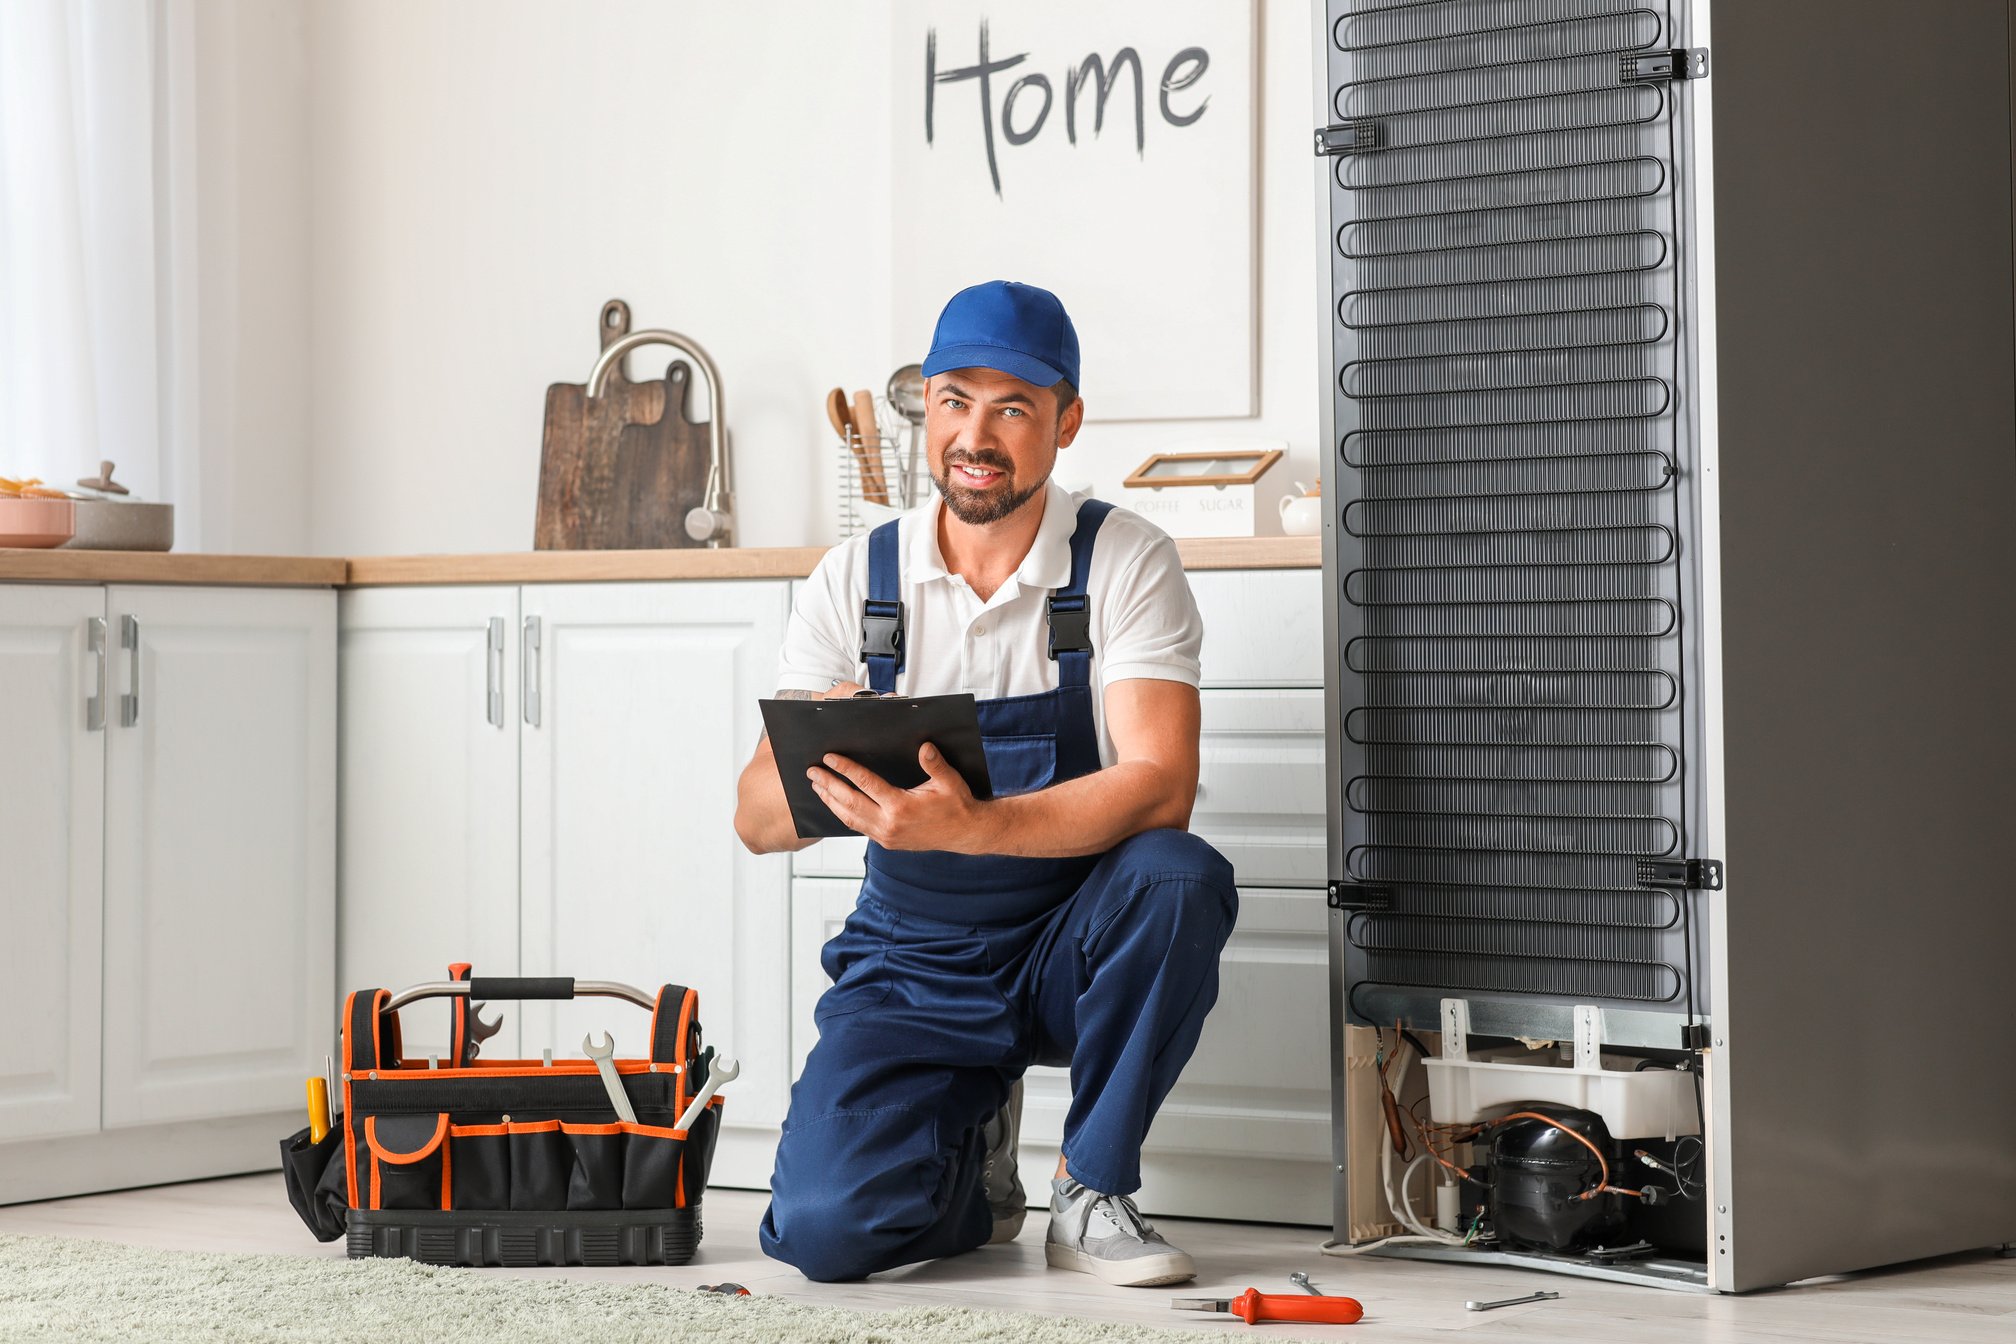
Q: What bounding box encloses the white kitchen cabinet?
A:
[1189,569,1325,688]
[0,587,106,1143]
[1192,689,1327,889]
[517,581,792,1190]
[785,565,1329,1223]
[337,587,522,1059]
[1019,887,1333,1225]
[100,585,336,1129]
[785,879,1333,1225]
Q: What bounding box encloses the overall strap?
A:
[1049,498,1114,689]
[861,518,904,693]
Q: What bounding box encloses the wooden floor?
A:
[2,1174,2012,1341]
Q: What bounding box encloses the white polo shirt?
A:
[776,480,1204,768]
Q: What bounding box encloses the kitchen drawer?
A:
[793,835,868,879]
[1193,688,1326,888]
[1188,569,1323,688]
[789,689,1326,887]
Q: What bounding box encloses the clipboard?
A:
[760,693,993,839]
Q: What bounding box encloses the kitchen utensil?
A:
[1171,1289,1365,1326]
[1288,1271,1320,1295]
[825,387,855,441]
[887,363,926,507]
[0,497,76,548]
[536,299,732,550]
[581,1031,638,1124]
[1466,1290,1561,1312]
[675,1053,740,1131]
[829,386,881,505]
[851,390,888,505]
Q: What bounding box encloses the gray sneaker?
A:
[1044,1176,1196,1286]
[981,1078,1026,1244]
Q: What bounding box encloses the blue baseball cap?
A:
[921,280,1080,390]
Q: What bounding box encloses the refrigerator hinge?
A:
[1328,881,1393,911]
[1314,122,1381,156]
[1620,47,1708,84]
[1636,858,1725,891]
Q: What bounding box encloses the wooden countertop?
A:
[0,550,349,587]
[341,535,1319,586]
[0,535,1319,588]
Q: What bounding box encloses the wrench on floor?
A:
[1466,1290,1560,1312]
[675,1055,740,1131]
[582,1031,638,1124]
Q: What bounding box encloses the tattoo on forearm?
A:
[761,688,823,741]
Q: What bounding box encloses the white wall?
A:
[187,0,313,554]
[302,0,1322,554]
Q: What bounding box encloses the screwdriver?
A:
[1172,1288,1364,1325]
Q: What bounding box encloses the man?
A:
[734,280,1236,1286]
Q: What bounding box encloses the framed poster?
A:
[893,1,1257,421]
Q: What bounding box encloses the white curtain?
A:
[0,0,199,540]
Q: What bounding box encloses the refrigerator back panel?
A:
[1324,0,1707,1037]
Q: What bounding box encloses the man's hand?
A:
[809,743,998,853]
[733,679,874,855]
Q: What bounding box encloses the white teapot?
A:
[1278,482,1322,537]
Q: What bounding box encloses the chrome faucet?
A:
[585,329,734,547]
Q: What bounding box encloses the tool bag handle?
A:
[383,977,655,1010]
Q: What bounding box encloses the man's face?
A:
[924,367,1083,526]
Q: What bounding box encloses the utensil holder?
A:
[836,398,929,537]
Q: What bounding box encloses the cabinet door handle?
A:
[522,615,542,727]
[486,617,506,727]
[118,614,141,727]
[85,616,108,731]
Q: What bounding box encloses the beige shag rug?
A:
[0,1233,1216,1343]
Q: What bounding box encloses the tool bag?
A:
[280,965,722,1267]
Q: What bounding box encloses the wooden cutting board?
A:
[534,299,710,550]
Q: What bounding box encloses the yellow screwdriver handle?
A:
[306,1077,330,1144]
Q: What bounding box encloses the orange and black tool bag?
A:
[280,968,722,1267]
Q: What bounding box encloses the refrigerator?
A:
[1315,0,2016,1291]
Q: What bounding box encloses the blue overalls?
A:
[759,498,1238,1283]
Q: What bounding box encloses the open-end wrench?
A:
[1288,1272,1321,1295]
[1466,1290,1560,1312]
[467,1003,503,1059]
[582,1032,638,1124]
[675,1054,740,1131]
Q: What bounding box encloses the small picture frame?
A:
[1123,448,1285,489]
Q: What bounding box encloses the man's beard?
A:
[932,454,1044,525]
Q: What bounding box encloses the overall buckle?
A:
[861,602,905,661]
[1047,596,1091,659]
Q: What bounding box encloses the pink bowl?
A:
[0,497,77,548]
